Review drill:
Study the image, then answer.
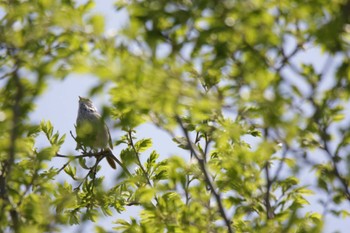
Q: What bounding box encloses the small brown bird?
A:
[75,96,117,169]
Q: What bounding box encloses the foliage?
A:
[1,0,350,232]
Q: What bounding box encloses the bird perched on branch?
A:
[75,96,117,169]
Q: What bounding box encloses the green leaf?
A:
[135,138,152,152]
[27,124,41,136]
[64,165,77,180]
[37,146,58,160]
[58,134,66,146]
[78,157,89,169]
[101,206,113,217]
[308,212,322,223]
[85,208,99,222]
[147,150,159,164]
[88,15,105,35]
[284,158,296,168]
[135,187,155,203]
[120,148,136,166]
[95,225,108,233]
[68,209,80,225]
[333,114,345,122]
[293,196,310,206]
[41,120,54,137]
[341,210,350,218]
[146,150,159,172]
[295,187,314,195]
[172,137,190,150]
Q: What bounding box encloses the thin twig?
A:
[57,160,72,174]
[321,136,350,201]
[264,163,274,219]
[312,97,350,202]
[203,133,211,163]
[127,130,153,186]
[176,115,233,233]
[56,151,132,176]
[75,156,104,191]
[262,129,275,220]
[127,130,159,204]
[56,153,95,158]
[126,201,141,206]
[275,42,304,72]
[271,144,289,183]
[184,175,193,205]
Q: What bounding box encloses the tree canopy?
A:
[1,0,350,232]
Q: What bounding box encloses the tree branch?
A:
[321,136,350,202]
[127,130,154,187]
[56,150,132,176]
[264,163,275,220]
[75,156,104,191]
[176,115,233,233]
[127,130,159,205]
[0,64,21,230]
[271,143,289,183]
[314,99,350,203]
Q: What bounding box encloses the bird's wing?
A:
[106,124,113,149]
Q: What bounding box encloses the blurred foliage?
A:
[1,0,350,232]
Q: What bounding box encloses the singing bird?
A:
[75,96,117,169]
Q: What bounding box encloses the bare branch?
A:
[264,163,275,220]
[275,41,304,72]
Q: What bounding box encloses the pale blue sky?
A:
[30,1,350,232]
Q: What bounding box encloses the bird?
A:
[75,96,117,169]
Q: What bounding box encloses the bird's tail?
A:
[105,148,117,169]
